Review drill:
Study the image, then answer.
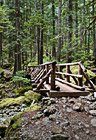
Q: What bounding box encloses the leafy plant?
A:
[12,71,31,87]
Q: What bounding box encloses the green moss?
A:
[0,96,25,109]
[12,118,24,130]
[5,112,24,137]
[25,103,41,112]
[0,89,41,109]
[24,90,41,104]
[15,86,33,96]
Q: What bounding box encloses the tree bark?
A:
[14,0,21,74]
[93,0,96,65]
[67,0,72,62]
[52,0,56,58]
[75,0,78,39]
[0,0,3,67]
[40,1,44,64]
[57,0,62,62]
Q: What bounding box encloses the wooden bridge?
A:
[27,61,96,97]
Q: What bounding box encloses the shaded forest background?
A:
[0,0,96,74]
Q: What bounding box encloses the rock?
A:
[61,121,70,129]
[62,97,67,104]
[87,95,95,101]
[9,106,14,109]
[56,121,60,125]
[51,134,69,140]
[42,97,50,104]
[84,106,89,112]
[86,130,90,134]
[89,102,96,110]
[91,119,96,127]
[73,103,84,111]
[89,110,96,116]
[75,135,79,140]
[42,117,50,125]
[66,107,72,113]
[0,114,2,118]
[43,106,56,116]
[84,124,89,128]
[69,98,76,104]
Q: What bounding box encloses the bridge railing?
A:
[28,61,56,90]
[56,61,95,90]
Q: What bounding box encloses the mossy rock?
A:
[15,86,33,96]
[24,90,41,104]
[0,96,25,109]
[5,112,24,138]
[0,90,41,109]
[25,103,41,112]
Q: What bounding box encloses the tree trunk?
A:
[52,0,56,58]
[0,0,3,67]
[57,0,62,62]
[67,0,72,62]
[75,0,78,39]
[0,33,2,67]
[40,1,44,64]
[93,0,96,65]
[14,0,21,74]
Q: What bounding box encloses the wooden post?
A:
[46,64,49,84]
[59,66,62,79]
[78,65,83,86]
[66,65,70,82]
[51,61,56,90]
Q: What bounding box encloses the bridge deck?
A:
[44,80,89,98]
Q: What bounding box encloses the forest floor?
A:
[0,83,96,140]
[0,69,96,140]
[12,96,96,140]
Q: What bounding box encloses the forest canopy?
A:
[0,0,96,73]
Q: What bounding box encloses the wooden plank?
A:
[33,89,49,93]
[79,62,87,72]
[49,90,89,98]
[37,69,52,89]
[82,71,95,90]
[69,70,78,85]
[56,78,85,91]
[56,61,81,67]
[78,65,83,86]
[35,69,46,83]
[66,65,70,82]
[51,61,56,90]
[46,64,50,84]
[34,69,44,81]
[56,72,82,78]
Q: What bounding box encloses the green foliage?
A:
[15,71,27,78]
[13,71,31,87]
[2,63,12,69]
[12,76,31,87]
[0,5,14,32]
